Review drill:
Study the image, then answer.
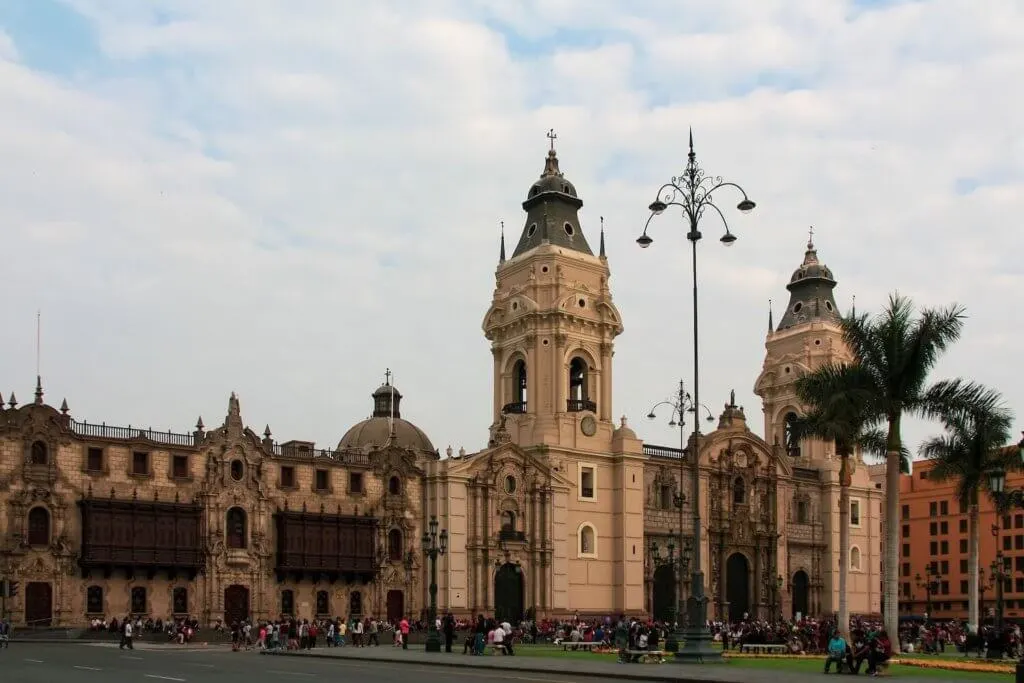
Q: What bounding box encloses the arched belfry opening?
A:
[505,359,528,414]
[567,356,593,412]
[784,411,800,456]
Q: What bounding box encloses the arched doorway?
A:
[494,563,524,623]
[224,585,250,625]
[652,564,676,623]
[25,582,52,626]
[726,553,750,623]
[387,590,404,623]
[792,570,810,619]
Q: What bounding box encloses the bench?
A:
[621,649,667,663]
[562,641,602,651]
[740,644,788,655]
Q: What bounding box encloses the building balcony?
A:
[499,528,527,543]
[502,402,527,414]
[567,399,597,413]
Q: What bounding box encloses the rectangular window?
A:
[172,455,189,479]
[940,540,949,554]
[929,541,938,554]
[1017,578,1024,594]
[959,499,968,514]
[314,469,329,492]
[850,500,861,527]
[280,466,295,489]
[902,543,910,557]
[902,524,910,538]
[902,562,910,577]
[960,580,968,594]
[940,501,949,516]
[930,560,938,573]
[959,539,968,554]
[920,471,929,480]
[1016,514,1024,529]
[1004,536,1012,551]
[901,504,910,520]
[131,451,149,476]
[86,447,104,472]
[941,580,949,595]
[902,582,911,598]
[940,521,948,534]
[1016,535,1023,550]
[960,559,968,572]
[1016,556,1024,572]
[349,472,363,494]
[940,560,949,574]
[929,522,938,535]
[960,519,968,533]
[579,464,596,500]
[929,501,938,516]
[1004,515,1012,529]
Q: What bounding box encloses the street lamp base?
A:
[424,628,442,653]
[673,626,724,664]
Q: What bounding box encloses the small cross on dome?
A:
[547,128,557,151]
[384,368,392,385]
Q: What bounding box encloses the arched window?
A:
[349,590,363,616]
[501,511,516,532]
[226,507,247,549]
[795,498,809,524]
[513,359,527,406]
[30,440,48,466]
[388,528,403,562]
[732,477,746,505]
[27,507,50,546]
[388,476,401,496]
[784,412,801,457]
[660,484,674,510]
[568,357,587,402]
[130,586,147,615]
[86,586,104,615]
[316,590,330,616]
[578,524,596,557]
[172,587,188,614]
[280,589,294,616]
[850,546,862,571]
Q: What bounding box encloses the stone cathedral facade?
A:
[0,142,880,627]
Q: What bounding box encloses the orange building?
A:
[898,455,1024,622]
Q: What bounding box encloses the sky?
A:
[0,0,1021,463]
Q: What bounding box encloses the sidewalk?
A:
[263,645,942,683]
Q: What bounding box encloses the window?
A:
[388,475,402,496]
[930,541,938,554]
[920,470,929,480]
[512,359,528,408]
[902,524,910,538]
[27,507,50,546]
[960,559,968,572]
[783,412,800,456]
[960,580,969,594]
[1004,515,1012,529]
[902,562,910,576]
[732,477,746,505]
[226,507,247,549]
[281,590,294,616]
[501,510,516,532]
[959,519,968,533]
[1017,556,1024,572]
[86,447,104,472]
[388,528,403,563]
[901,504,910,520]
[579,465,595,500]
[959,499,968,514]
[940,521,948,534]
[131,451,150,476]
[568,357,588,406]
[1016,514,1024,529]
[940,501,948,515]
[349,472,363,494]
[850,500,861,527]
[940,540,948,554]
[1016,535,1024,551]
[173,587,188,615]
[1017,579,1024,594]
[929,522,938,535]
[660,485,673,510]
[850,546,862,571]
[30,440,48,466]
[280,466,295,489]
[902,543,910,557]
[796,499,809,523]
[86,586,103,615]
[902,582,911,598]
[316,590,330,616]
[940,560,949,574]
[578,523,597,558]
[349,591,362,616]
[230,459,244,481]
[929,501,938,516]
[315,469,329,492]
[1005,536,1012,551]
[959,539,968,553]
[172,455,189,479]
[131,587,147,615]
[941,581,949,596]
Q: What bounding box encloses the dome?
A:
[526,150,578,201]
[787,239,835,286]
[336,377,435,452]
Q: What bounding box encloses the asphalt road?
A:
[4,643,598,683]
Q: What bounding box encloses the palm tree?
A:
[790,374,887,637]
[921,389,1014,631]
[814,293,981,639]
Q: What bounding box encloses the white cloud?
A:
[1,0,1022,459]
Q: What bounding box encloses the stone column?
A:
[599,342,613,421]
[483,485,491,610]
[492,347,503,423]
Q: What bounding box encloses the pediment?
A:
[699,431,791,477]
[445,443,572,491]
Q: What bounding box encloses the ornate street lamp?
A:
[647,380,714,652]
[638,129,755,664]
[421,515,448,653]
[914,566,941,622]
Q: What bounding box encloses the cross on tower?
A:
[807,225,815,249]
[547,128,557,151]
[384,368,392,385]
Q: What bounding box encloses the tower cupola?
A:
[511,130,594,258]
[776,229,840,331]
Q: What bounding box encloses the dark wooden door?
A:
[726,553,750,623]
[494,563,524,624]
[792,570,810,618]
[386,589,404,623]
[224,585,249,625]
[652,564,676,623]
[25,582,52,627]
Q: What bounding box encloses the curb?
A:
[10,639,214,650]
[262,650,744,683]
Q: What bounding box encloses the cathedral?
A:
[0,140,881,627]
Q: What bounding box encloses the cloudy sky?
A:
[1,0,1020,461]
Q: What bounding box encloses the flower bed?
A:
[720,651,1016,674]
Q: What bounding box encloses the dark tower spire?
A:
[34,375,43,405]
[776,227,841,331]
[499,221,506,263]
[768,299,774,333]
[599,216,606,259]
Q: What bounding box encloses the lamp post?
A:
[638,130,755,663]
[774,575,784,622]
[421,515,448,653]
[985,432,1024,671]
[914,566,941,622]
[647,381,715,652]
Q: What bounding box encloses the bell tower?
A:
[482,132,624,449]
[754,230,852,461]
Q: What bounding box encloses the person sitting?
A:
[824,631,848,673]
[866,631,892,677]
[849,633,871,674]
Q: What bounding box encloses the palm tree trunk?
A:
[969,502,979,630]
[883,416,902,642]
[839,462,850,637]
